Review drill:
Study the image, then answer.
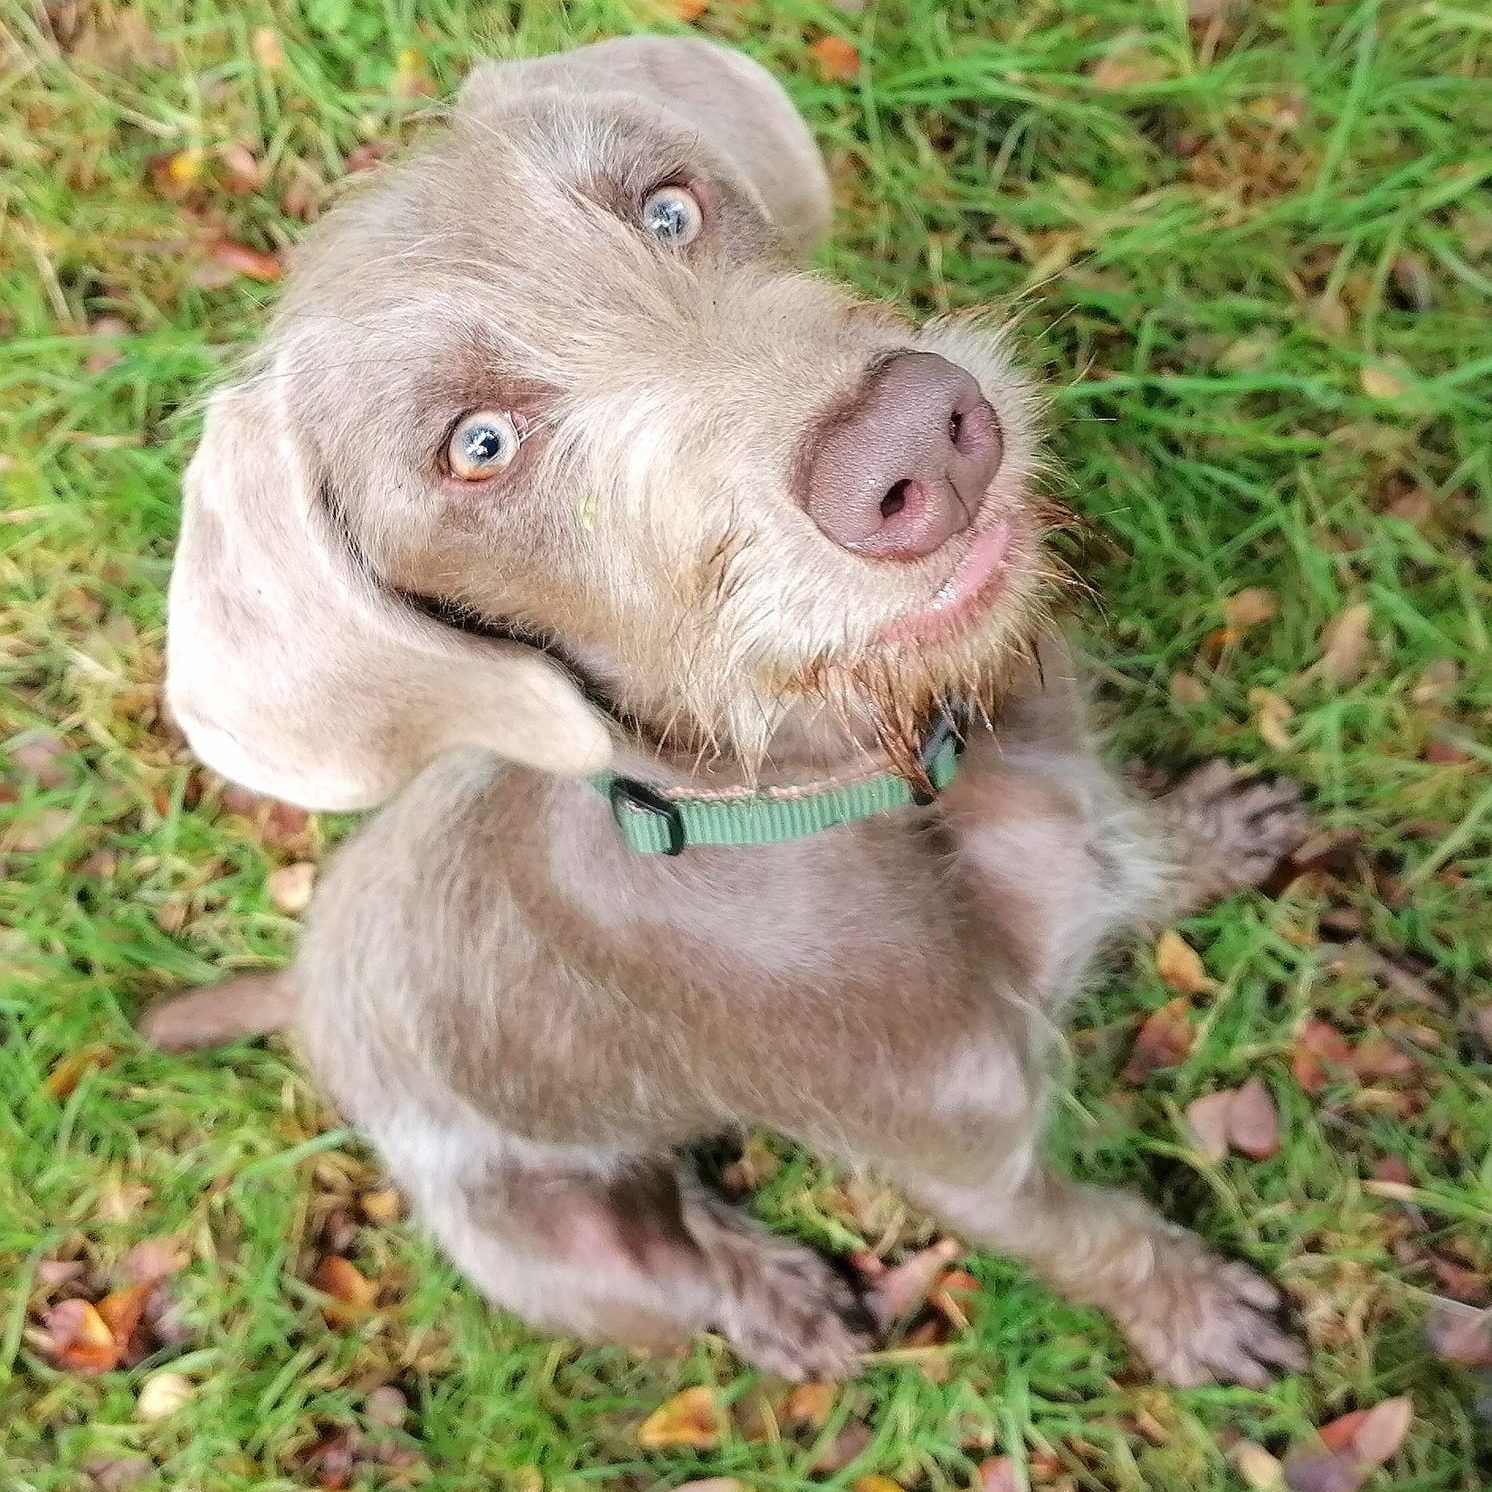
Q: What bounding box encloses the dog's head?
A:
[169,35,1059,808]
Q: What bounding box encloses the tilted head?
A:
[168,35,1059,809]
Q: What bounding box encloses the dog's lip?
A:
[874,516,1016,647]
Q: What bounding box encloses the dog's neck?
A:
[400,589,966,792]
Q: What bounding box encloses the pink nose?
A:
[802,352,1002,560]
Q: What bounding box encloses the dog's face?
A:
[168,38,1061,807]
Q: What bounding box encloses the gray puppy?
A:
[144,36,1308,1385]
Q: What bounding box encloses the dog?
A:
[142,35,1309,1386]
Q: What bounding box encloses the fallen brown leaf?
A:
[1228,1077,1281,1159]
[852,1477,904,1492]
[810,34,860,83]
[1314,603,1373,685]
[126,1236,187,1285]
[813,1417,873,1472]
[311,1256,376,1326]
[82,1455,155,1491]
[1224,587,1279,627]
[1360,361,1408,401]
[637,1386,725,1451]
[929,1266,979,1329]
[1170,670,1208,706]
[8,730,70,786]
[135,1370,195,1421]
[7,807,73,852]
[251,26,285,69]
[208,238,283,283]
[1425,1301,1492,1366]
[44,1045,113,1100]
[1233,1440,1284,1489]
[667,0,709,18]
[783,1381,835,1428]
[1185,1080,1279,1161]
[41,1298,119,1373]
[1250,687,1295,751]
[1412,658,1459,707]
[867,1236,961,1325]
[1292,1018,1353,1092]
[350,1387,406,1436]
[268,861,316,913]
[1282,1449,1362,1492]
[1318,1397,1413,1465]
[1154,929,1214,994]
[1122,997,1194,1082]
[1088,43,1170,89]
[1389,255,1434,312]
[1184,1090,1235,1164]
[978,1457,1020,1492]
[358,1187,403,1225]
[215,142,263,196]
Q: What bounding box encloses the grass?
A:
[2,0,1490,1487]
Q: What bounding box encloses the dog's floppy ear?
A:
[166,376,615,812]
[459,35,832,258]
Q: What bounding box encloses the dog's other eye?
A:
[446,410,521,480]
[640,185,703,246]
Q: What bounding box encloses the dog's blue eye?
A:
[447,410,520,480]
[641,185,703,246]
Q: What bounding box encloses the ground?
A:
[2,1,1490,1489]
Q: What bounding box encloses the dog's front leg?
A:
[900,1142,1304,1386]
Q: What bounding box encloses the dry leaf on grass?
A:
[1426,1301,1492,1366]
[311,1255,376,1326]
[1185,1079,1280,1161]
[1313,603,1373,684]
[1233,1440,1285,1489]
[1154,929,1214,994]
[978,1457,1020,1492]
[852,1477,904,1492]
[1293,1019,1354,1092]
[44,1044,113,1099]
[1283,1397,1413,1492]
[1170,670,1208,706]
[1250,687,1295,751]
[866,1236,961,1325]
[1359,361,1409,401]
[1087,43,1170,89]
[135,1370,195,1421]
[783,1381,836,1427]
[813,1417,873,1472]
[125,1236,187,1285]
[1224,587,1279,627]
[667,0,710,19]
[810,35,860,82]
[39,1298,118,1373]
[268,861,316,913]
[637,1386,725,1450]
[1122,997,1194,1082]
[207,238,284,282]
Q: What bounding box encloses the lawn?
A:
[2,0,1490,1488]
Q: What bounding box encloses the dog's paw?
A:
[713,1236,873,1381]
[1116,1232,1305,1388]
[1166,759,1310,899]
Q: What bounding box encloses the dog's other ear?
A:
[459,35,832,258]
[166,377,614,812]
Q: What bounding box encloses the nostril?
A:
[880,479,910,521]
[948,409,964,448]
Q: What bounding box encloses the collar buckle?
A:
[911,701,968,806]
[608,775,686,855]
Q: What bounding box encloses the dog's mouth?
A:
[874,515,1017,648]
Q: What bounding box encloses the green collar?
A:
[590,706,967,855]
